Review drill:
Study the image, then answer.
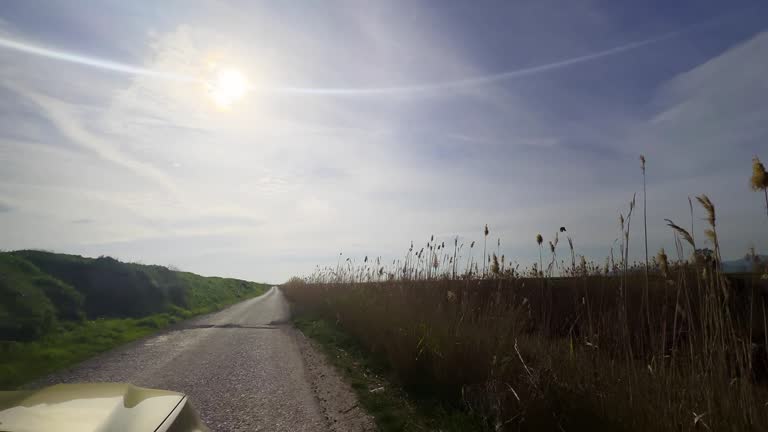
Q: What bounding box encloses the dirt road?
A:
[34,287,372,431]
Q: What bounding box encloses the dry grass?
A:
[285,193,768,431]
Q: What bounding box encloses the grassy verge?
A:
[0,285,268,389]
[294,314,482,432]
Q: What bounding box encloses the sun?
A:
[208,67,249,109]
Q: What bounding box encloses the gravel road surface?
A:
[34,287,373,431]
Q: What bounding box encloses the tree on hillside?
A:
[750,156,768,217]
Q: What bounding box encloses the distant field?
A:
[0,251,268,388]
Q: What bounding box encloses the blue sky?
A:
[0,0,766,282]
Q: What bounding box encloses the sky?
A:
[0,0,767,283]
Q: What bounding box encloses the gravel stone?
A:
[32,287,371,432]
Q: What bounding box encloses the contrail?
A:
[272,11,737,96]
[276,33,677,96]
[0,37,200,83]
[273,25,706,96]
[0,10,736,96]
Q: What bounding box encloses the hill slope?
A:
[721,255,768,273]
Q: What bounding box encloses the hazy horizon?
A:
[1,1,767,283]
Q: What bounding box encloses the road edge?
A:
[290,325,376,432]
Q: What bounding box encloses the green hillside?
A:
[0,253,83,341]
[0,250,269,388]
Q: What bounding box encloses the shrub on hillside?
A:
[0,254,59,340]
[14,251,181,318]
[32,276,84,321]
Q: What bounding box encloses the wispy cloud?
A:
[642,31,768,175]
[2,83,179,194]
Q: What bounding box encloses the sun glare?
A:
[208,67,249,109]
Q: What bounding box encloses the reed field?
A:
[284,157,768,431]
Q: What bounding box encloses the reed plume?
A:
[536,234,543,277]
[491,253,500,275]
[664,219,695,249]
[483,224,489,276]
[750,156,768,217]
[657,248,669,278]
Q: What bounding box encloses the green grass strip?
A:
[294,315,482,432]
